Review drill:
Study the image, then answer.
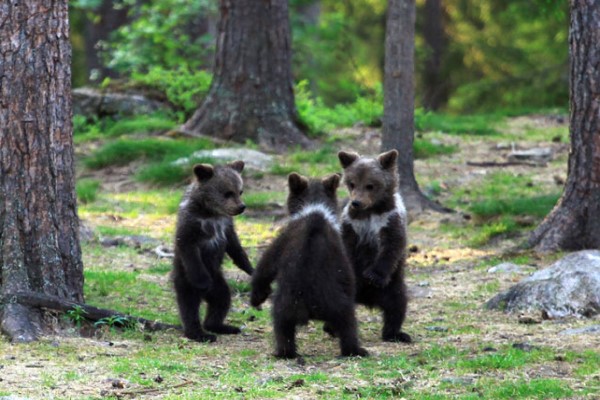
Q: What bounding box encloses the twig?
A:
[466,161,544,168]
[114,380,195,397]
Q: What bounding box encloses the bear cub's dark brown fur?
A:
[338,150,412,343]
[172,161,253,343]
[251,173,368,359]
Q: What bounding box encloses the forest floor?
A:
[1,114,599,399]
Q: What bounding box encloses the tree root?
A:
[1,292,180,335]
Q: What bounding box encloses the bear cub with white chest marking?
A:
[338,150,412,343]
[172,161,253,343]
[250,173,368,359]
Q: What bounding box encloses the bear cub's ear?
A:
[288,172,309,194]
[377,149,398,170]
[338,151,360,169]
[193,164,214,182]
[227,160,245,173]
[322,173,340,195]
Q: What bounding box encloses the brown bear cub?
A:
[338,150,412,343]
[250,173,368,359]
[172,161,253,343]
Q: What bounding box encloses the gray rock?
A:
[486,250,600,318]
[73,87,172,119]
[559,325,600,335]
[507,147,553,164]
[173,148,274,171]
[487,262,525,274]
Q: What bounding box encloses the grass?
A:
[4,110,594,399]
[76,178,101,204]
[73,114,178,143]
[84,137,214,169]
[415,110,502,136]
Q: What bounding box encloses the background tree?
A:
[381,0,448,213]
[421,0,448,110]
[181,0,310,150]
[528,0,600,252]
[0,0,84,342]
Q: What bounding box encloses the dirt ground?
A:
[2,115,599,399]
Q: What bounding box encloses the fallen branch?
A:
[466,161,544,168]
[112,380,195,398]
[1,292,180,332]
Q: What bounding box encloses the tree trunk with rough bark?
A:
[529,0,600,252]
[181,0,310,151]
[381,0,450,214]
[0,0,84,342]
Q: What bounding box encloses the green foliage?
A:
[131,67,213,118]
[65,305,88,327]
[105,0,216,73]
[444,1,569,112]
[94,315,136,330]
[84,137,214,169]
[296,81,382,135]
[76,179,101,204]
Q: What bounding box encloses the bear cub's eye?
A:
[348,182,355,190]
[224,191,235,199]
[365,184,374,191]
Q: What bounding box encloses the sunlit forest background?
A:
[70,0,568,117]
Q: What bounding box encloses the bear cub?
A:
[251,173,368,359]
[338,150,412,343]
[172,161,253,343]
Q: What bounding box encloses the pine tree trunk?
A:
[422,0,448,111]
[181,0,310,151]
[0,0,84,342]
[529,0,600,252]
[83,0,130,82]
[381,0,450,213]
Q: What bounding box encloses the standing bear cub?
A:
[172,161,253,343]
[338,150,412,343]
[251,173,368,359]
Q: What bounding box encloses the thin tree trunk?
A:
[529,0,600,252]
[0,0,84,342]
[422,0,448,111]
[181,0,310,151]
[83,0,130,82]
[381,0,450,214]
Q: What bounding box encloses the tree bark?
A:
[381,0,450,214]
[422,0,448,111]
[0,0,84,342]
[181,0,310,151]
[529,0,600,252]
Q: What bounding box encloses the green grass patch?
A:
[105,115,177,137]
[135,155,216,186]
[243,191,287,210]
[79,189,182,217]
[469,217,520,247]
[84,137,214,169]
[415,110,501,136]
[482,378,574,399]
[470,194,560,219]
[414,139,458,159]
[76,178,101,204]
